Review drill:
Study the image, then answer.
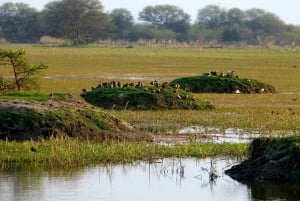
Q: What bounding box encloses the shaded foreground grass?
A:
[0,139,248,170]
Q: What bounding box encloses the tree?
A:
[196,5,226,29]
[139,5,190,41]
[0,3,41,43]
[221,8,248,42]
[40,0,108,45]
[109,8,134,40]
[0,49,47,91]
[245,9,286,43]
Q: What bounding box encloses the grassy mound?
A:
[0,96,152,142]
[226,136,300,183]
[82,86,214,110]
[170,76,276,93]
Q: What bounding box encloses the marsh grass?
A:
[111,93,300,132]
[1,45,299,93]
[0,45,299,169]
[0,138,248,170]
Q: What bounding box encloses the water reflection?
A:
[0,158,299,201]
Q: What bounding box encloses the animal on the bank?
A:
[226,70,235,77]
[162,82,169,88]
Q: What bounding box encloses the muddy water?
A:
[1,158,299,201]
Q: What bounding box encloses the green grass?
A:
[0,92,70,101]
[170,76,276,93]
[0,45,299,169]
[0,139,248,170]
[1,45,299,93]
[83,86,214,110]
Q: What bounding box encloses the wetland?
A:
[0,45,299,200]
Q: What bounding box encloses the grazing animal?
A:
[219,72,225,77]
[150,80,159,86]
[210,71,217,76]
[117,81,122,88]
[81,89,88,96]
[162,82,169,88]
[172,83,180,89]
[135,81,143,88]
[226,70,235,77]
[48,93,54,99]
[234,89,241,94]
[30,147,37,152]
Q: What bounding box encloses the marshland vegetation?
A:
[0,45,299,168]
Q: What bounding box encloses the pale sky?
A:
[1,0,300,25]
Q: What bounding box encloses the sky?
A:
[1,0,300,25]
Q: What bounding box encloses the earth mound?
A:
[0,94,152,142]
[82,85,214,110]
[225,136,300,183]
[170,73,276,94]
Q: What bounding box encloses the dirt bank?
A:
[225,137,300,183]
[0,95,152,142]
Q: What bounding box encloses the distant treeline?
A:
[0,0,300,46]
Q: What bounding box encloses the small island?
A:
[170,71,276,94]
[81,80,214,110]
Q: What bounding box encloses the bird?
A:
[30,147,37,152]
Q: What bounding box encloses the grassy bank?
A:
[83,86,214,110]
[0,139,248,170]
[170,76,276,93]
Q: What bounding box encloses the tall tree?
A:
[196,5,226,29]
[221,8,248,42]
[0,3,41,43]
[40,0,108,45]
[109,8,134,40]
[139,5,190,41]
[245,9,286,44]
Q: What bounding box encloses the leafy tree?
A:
[139,5,190,41]
[221,8,248,42]
[0,3,41,43]
[109,8,134,40]
[196,5,226,29]
[127,24,154,41]
[244,9,286,44]
[40,0,108,45]
[0,49,47,91]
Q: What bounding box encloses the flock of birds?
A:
[81,79,196,101]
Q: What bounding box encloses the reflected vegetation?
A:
[1,158,299,201]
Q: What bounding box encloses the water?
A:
[1,158,299,201]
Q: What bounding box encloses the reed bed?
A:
[0,138,248,170]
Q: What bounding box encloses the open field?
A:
[0,45,299,133]
[1,44,300,93]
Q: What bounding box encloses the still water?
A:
[0,158,299,201]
